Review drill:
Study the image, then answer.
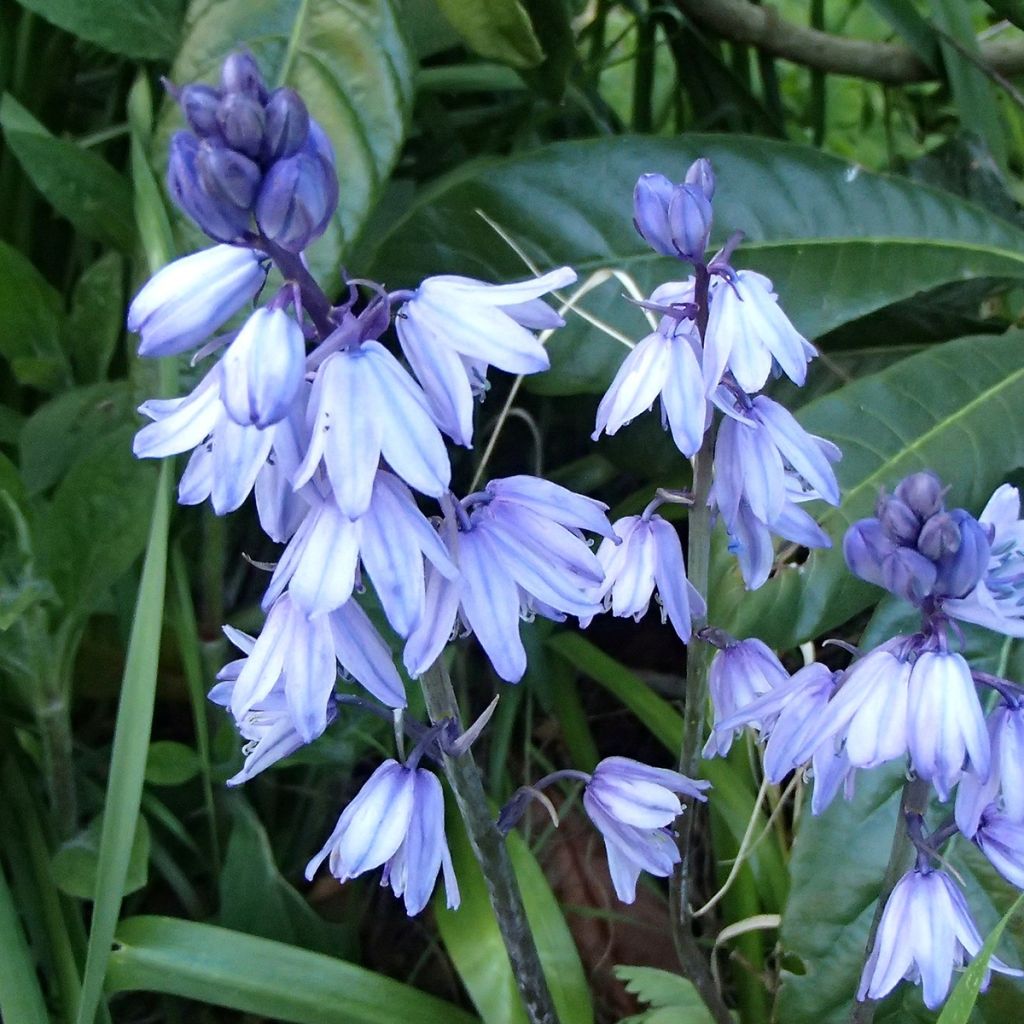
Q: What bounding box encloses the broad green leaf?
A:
[614,965,716,1024]
[363,135,1024,395]
[51,815,150,901]
[159,0,415,276]
[938,893,1024,1024]
[105,915,478,1024]
[710,332,1024,650]
[436,808,592,1024]
[0,240,68,390]
[0,95,135,251]
[144,741,200,786]
[64,254,125,384]
[11,0,182,58]
[433,0,544,68]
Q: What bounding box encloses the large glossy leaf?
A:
[709,331,1024,650]
[158,0,415,276]
[105,916,477,1024]
[364,135,1024,395]
[433,0,544,68]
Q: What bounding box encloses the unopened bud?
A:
[844,518,895,588]
[221,50,267,101]
[180,84,222,138]
[255,145,337,252]
[917,512,961,561]
[877,496,920,545]
[934,509,991,599]
[263,88,310,162]
[881,547,938,606]
[668,184,712,262]
[167,132,252,243]
[633,173,712,263]
[894,471,944,520]
[217,93,266,159]
[684,157,715,200]
[196,144,261,211]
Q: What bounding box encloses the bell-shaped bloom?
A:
[483,475,616,541]
[907,650,989,801]
[582,756,709,903]
[955,700,1024,836]
[713,396,841,533]
[814,642,913,770]
[809,743,857,815]
[633,172,712,262]
[128,245,265,358]
[305,759,459,916]
[253,393,312,543]
[593,286,707,457]
[220,307,306,428]
[973,809,1024,889]
[396,268,576,447]
[229,593,405,743]
[209,631,338,786]
[264,471,457,635]
[588,514,705,644]
[294,341,450,517]
[946,484,1024,637]
[404,480,609,683]
[703,637,789,757]
[858,867,1021,1010]
[703,271,817,394]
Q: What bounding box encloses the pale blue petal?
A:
[330,600,407,707]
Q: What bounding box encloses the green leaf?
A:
[436,807,592,1024]
[11,0,182,59]
[159,0,415,275]
[710,331,1024,650]
[614,965,716,1024]
[0,856,49,1024]
[105,915,479,1024]
[64,253,125,384]
[983,0,1024,31]
[433,0,545,68]
[937,892,1024,1024]
[866,0,940,69]
[0,489,55,631]
[0,94,135,251]
[0,239,68,390]
[51,815,150,901]
[144,741,200,787]
[517,0,574,101]
[363,135,1024,396]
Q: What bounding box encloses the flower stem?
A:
[419,660,560,1024]
[261,238,336,338]
[848,776,929,1024]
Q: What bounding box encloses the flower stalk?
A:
[419,659,559,1024]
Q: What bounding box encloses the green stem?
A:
[37,687,77,841]
[419,661,559,1024]
[848,777,929,1024]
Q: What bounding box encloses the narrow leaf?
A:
[0,860,49,1024]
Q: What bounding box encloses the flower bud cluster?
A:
[167,51,338,252]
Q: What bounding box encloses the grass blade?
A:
[0,852,49,1024]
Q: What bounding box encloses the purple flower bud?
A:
[917,511,960,561]
[934,509,991,599]
[216,93,266,159]
[179,83,222,138]
[876,495,920,544]
[894,470,944,519]
[263,87,310,162]
[632,173,712,262]
[668,184,712,262]
[633,173,676,257]
[255,150,335,252]
[881,546,938,605]
[167,132,251,243]
[196,143,261,212]
[684,157,715,199]
[220,50,267,101]
[843,518,896,588]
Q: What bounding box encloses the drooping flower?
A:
[582,756,709,903]
[404,479,610,683]
[906,650,989,802]
[293,340,450,517]
[703,637,789,757]
[127,244,265,357]
[305,759,460,916]
[858,867,1021,1010]
[955,699,1024,836]
[396,268,576,447]
[973,809,1024,889]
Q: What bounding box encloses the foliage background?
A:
[4,1,1024,1022]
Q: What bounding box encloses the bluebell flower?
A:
[593,282,707,457]
[955,700,1024,837]
[294,341,450,517]
[809,743,856,815]
[703,637,789,757]
[945,484,1024,637]
[973,808,1024,889]
[253,395,312,543]
[633,171,713,263]
[128,244,265,357]
[228,592,405,743]
[907,650,989,802]
[858,867,1021,1010]
[220,307,306,428]
[404,479,610,682]
[305,759,460,916]
[396,268,576,447]
[264,471,457,634]
[588,513,704,644]
[582,756,709,903]
[703,271,817,394]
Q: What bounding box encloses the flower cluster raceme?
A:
[701,468,1024,1009]
[594,159,840,592]
[130,51,709,917]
